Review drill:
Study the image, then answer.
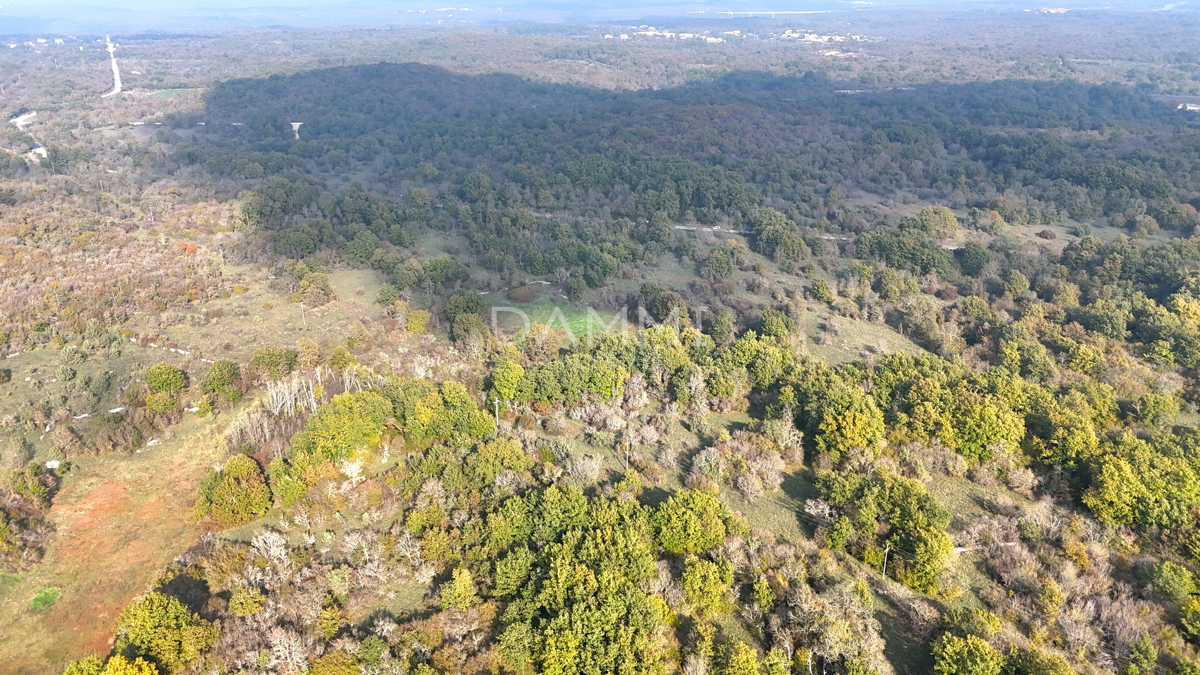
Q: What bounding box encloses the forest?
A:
[3,7,1200,675]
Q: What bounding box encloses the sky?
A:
[0,0,1186,33]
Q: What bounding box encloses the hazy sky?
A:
[0,0,1184,33]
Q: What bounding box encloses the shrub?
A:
[144,392,177,414]
[30,586,60,610]
[227,586,265,616]
[295,338,321,369]
[62,656,105,675]
[377,283,400,306]
[931,633,1003,675]
[507,284,541,303]
[145,363,185,393]
[249,347,298,380]
[194,455,272,528]
[407,309,431,333]
[329,346,356,370]
[56,365,77,382]
[310,651,358,675]
[200,360,242,403]
[682,556,733,617]
[1151,561,1196,602]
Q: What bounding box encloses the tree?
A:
[1003,269,1030,298]
[653,489,730,555]
[957,242,989,277]
[200,360,242,404]
[100,656,159,675]
[722,642,762,675]
[145,363,185,393]
[291,391,392,470]
[1182,596,1200,641]
[439,567,480,610]
[903,206,959,239]
[682,556,733,617]
[194,455,272,528]
[1126,634,1158,674]
[932,634,1004,675]
[895,528,954,593]
[310,651,358,675]
[296,338,321,369]
[228,585,265,616]
[1151,561,1196,602]
[114,592,218,673]
[492,359,525,409]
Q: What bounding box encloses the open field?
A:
[0,414,227,674]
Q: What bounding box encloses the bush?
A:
[30,586,60,610]
[228,586,265,616]
[310,651,358,675]
[1182,596,1200,641]
[1151,561,1196,602]
[377,283,400,306]
[56,365,77,382]
[329,346,356,370]
[194,455,272,528]
[407,309,431,333]
[145,363,185,393]
[144,392,177,414]
[507,284,541,303]
[249,347,298,380]
[931,633,1003,675]
[200,360,242,403]
[296,338,321,369]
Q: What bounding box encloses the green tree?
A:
[291,391,392,469]
[1182,596,1200,641]
[1151,561,1196,602]
[145,363,185,393]
[932,634,1004,675]
[227,586,265,616]
[439,567,480,611]
[100,656,159,675]
[957,242,990,277]
[1003,269,1030,298]
[653,489,730,555]
[722,641,762,675]
[199,360,242,404]
[194,455,272,528]
[114,592,218,673]
[491,358,525,406]
[682,556,733,617]
[1126,634,1158,674]
[904,206,959,239]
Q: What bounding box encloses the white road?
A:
[101,35,121,98]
